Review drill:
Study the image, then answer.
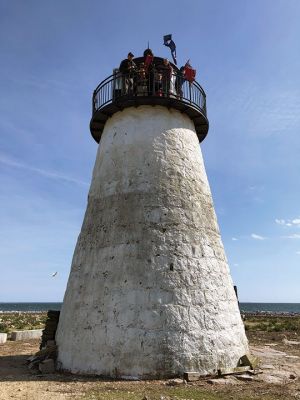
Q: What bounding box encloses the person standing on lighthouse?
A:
[119,52,137,94]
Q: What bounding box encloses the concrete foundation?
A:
[56,105,248,378]
[11,329,43,341]
[0,333,7,344]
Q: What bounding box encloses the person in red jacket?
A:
[143,49,155,95]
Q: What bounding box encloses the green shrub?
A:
[244,316,300,332]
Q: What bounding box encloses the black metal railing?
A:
[92,70,207,117]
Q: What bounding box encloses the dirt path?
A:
[0,340,99,399]
[0,333,300,400]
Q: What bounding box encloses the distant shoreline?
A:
[1,310,300,317]
[1,302,300,315]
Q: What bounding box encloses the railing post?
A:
[92,70,207,119]
[92,90,96,113]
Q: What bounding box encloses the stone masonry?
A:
[56,105,249,378]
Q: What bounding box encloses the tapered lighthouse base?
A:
[56,106,248,378]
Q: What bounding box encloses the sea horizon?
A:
[1,302,300,314]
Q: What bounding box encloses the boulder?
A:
[183,371,200,382]
[240,353,260,369]
[39,359,55,374]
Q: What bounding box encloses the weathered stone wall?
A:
[56,105,248,378]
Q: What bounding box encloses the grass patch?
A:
[0,312,47,333]
[244,316,300,332]
[81,384,282,400]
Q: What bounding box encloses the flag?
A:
[184,60,196,82]
[163,34,177,65]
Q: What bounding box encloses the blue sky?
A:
[1,0,300,302]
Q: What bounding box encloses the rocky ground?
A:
[0,316,300,399]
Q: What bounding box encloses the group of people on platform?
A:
[118,49,188,99]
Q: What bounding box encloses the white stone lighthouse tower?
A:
[56,53,248,378]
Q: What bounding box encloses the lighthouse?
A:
[55,51,249,378]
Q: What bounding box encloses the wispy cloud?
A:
[0,154,89,186]
[251,233,266,240]
[275,217,300,227]
[296,251,300,255]
[232,237,238,241]
[275,218,291,226]
[283,234,300,239]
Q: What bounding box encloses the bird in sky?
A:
[52,272,58,277]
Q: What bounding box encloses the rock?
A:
[218,366,250,376]
[282,338,300,345]
[26,355,42,366]
[207,377,240,385]
[35,345,57,358]
[236,374,254,382]
[28,361,39,370]
[290,374,297,380]
[166,378,185,386]
[261,364,275,370]
[183,371,200,382]
[40,310,60,350]
[248,369,263,375]
[240,353,260,369]
[39,359,55,374]
[0,333,7,344]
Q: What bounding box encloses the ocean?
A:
[0,302,300,314]
[0,303,62,312]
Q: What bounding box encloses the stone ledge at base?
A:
[0,333,7,344]
[11,329,43,341]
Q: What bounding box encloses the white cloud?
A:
[0,154,89,186]
[234,263,239,267]
[283,234,300,239]
[275,217,300,227]
[296,251,300,255]
[251,233,266,240]
[232,237,238,241]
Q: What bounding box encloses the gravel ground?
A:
[0,331,300,400]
